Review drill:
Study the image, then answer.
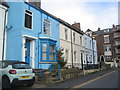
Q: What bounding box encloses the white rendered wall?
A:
[0,4,7,61]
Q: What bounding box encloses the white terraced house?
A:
[0,3,8,61]
[59,19,98,69]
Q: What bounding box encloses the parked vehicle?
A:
[0,60,35,88]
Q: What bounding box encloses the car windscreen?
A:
[12,63,31,69]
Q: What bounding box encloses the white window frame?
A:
[43,19,51,36]
[104,35,109,43]
[73,32,75,43]
[65,49,69,62]
[74,51,77,62]
[24,10,33,30]
[104,29,109,32]
[104,44,111,51]
[80,36,82,45]
[65,28,68,40]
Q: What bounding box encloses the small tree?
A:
[56,48,66,68]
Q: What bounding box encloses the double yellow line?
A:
[71,70,116,88]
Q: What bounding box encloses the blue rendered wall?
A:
[6,1,60,69]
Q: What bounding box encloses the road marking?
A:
[71,70,116,88]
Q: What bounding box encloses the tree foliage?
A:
[56,48,66,67]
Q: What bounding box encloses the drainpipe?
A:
[2,9,8,61]
[71,29,73,68]
[92,38,95,65]
[38,12,42,68]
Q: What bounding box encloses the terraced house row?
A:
[0,0,98,70]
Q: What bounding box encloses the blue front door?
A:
[25,39,31,65]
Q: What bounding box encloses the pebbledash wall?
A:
[6,1,60,69]
[0,3,8,61]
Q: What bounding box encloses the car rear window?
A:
[12,63,31,69]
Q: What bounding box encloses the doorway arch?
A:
[100,55,105,62]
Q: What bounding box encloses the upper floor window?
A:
[104,45,111,51]
[44,19,50,36]
[114,33,120,38]
[80,36,82,45]
[74,51,76,62]
[25,10,32,29]
[104,29,109,32]
[90,40,92,48]
[104,35,109,43]
[85,38,87,46]
[65,28,68,40]
[73,32,75,43]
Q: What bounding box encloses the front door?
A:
[25,39,31,65]
[81,53,83,70]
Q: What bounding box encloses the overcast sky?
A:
[41,0,119,31]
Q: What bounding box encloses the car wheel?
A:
[27,82,34,87]
[27,78,35,87]
[2,76,11,89]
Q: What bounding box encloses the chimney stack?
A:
[72,22,81,31]
[26,0,41,9]
[112,24,115,29]
[97,27,100,31]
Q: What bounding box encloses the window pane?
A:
[44,19,50,35]
[42,44,47,60]
[104,45,111,51]
[80,36,82,45]
[42,52,47,60]
[65,29,68,40]
[50,45,54,52]
[104,36,109,43]
[50,45,54,60]
[50,53,54,60]
[73,33,75,43]
[25,10,32,29]
[42,44,47,52]
[74,51,76,62]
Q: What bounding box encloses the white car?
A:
[0,60,35,89]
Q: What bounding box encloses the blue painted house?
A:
[6,1,60,69]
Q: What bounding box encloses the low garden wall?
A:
[34,63,111,85]
[34,68,102,85]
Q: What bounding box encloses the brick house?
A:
[86,25,120,67]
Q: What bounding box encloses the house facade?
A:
[0,3,8,61]
[60,21,84,69]
[86,25,120,67]
[60,20,98,69]
[95,28,115,63]
[6,1,60,69]
[113,25,120,66]
[83,34,98,66]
